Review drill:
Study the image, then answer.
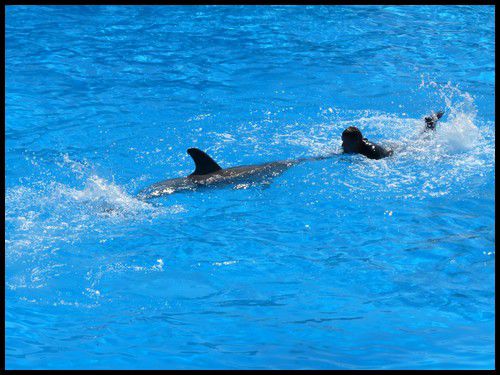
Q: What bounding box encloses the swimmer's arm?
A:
[423,110,444,131]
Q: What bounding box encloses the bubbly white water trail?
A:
[5,153,184,267]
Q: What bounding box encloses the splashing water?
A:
[6,81,493,289]
[6,5,494,370]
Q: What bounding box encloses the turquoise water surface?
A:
[5,5,495,369]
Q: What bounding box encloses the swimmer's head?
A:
[341,126,364,153]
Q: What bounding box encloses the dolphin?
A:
[136,111,442,200]
[137,148,332,200]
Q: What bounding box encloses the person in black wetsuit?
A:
[341,111,444,160]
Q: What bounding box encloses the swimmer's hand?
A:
[424,110,444,130]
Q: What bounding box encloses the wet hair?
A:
[342,126,363,143]
[341,126,364,153]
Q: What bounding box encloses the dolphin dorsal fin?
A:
[187,148,222,176]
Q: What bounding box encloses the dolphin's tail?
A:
[424,110,444,130]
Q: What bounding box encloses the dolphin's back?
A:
[136,149,303,200]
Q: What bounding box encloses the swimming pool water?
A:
[5,5,495,369]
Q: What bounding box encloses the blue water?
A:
[5,5,495,370]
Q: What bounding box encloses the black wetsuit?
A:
[341,138,393,160]
[358,139,393,160]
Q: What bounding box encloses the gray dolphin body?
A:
[137,148,331,200]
